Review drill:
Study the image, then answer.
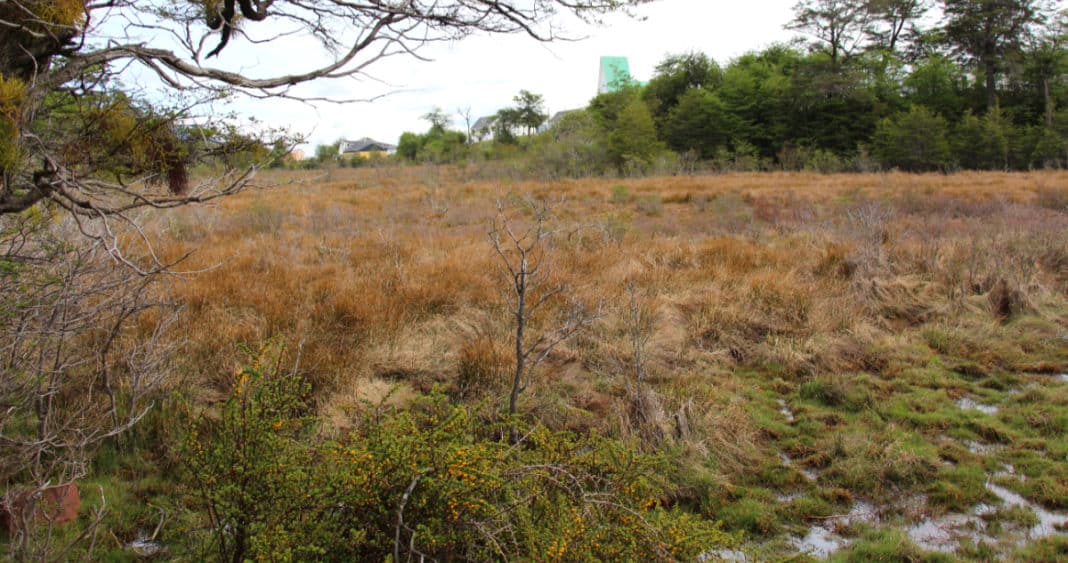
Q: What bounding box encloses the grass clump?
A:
[799,374,875,412]
[829,529,951,562]
[1011,536,1068,562]
[926,463,992,512]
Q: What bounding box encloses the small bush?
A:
[611,184,632,204]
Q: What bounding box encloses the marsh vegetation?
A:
[40,167,1056,560]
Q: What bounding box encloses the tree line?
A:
[386,0,1068,174]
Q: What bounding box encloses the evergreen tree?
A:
[941,0,1051,111]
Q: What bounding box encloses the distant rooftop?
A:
[340,137,396,153]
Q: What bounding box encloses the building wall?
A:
[344,150,390,160]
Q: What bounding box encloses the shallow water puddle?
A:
[779,452,818,481]
[790,502,877,558]
[907,511,988,552]
[777,399,795,422]
[986,482,1068,538]
[905,475,1068,554]
[965,439,1002,456]
[1058,373,1068,383]
[701,548,748,562]
[777,491,805,503]
[956,397,999,415]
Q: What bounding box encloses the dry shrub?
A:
[688,400,764,477]
[320,377,418,432]
[987,278,1032,321]
[754,336,817,378]
[687,272,815,369]
[455,334,503,399]
[813,329,889,375]
[749,192,815,226]
[747,271,813,330]
[149,167,1068,443]
[625,384,668,447]
[696,238,760,274]
[814,242,857,280]
[867,277,943,325]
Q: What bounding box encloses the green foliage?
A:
[397,132,420,160]
[662,88,732,159]
[952,108,1012,170]
[31,90,193,190]
[526,110,610,177]
[611,184,632,204]
[397,124,468,163]
[0,73,24,172]
[512,89,548,136]
[314,142,339,162]
[942,0,1048,109]
[926,463,990,511]
[422,107,452,135]
[183,341,335,562]
[1012,536,1068,562]
[493,107,522,145]
[904,55,969,120]
[184,345,735,561]
[521,31,1068,173]
[872,106,951,171]
[607,98,664,173]
[644,51,723,124]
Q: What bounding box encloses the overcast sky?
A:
[186,0,800,150]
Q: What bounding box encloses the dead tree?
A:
[489,198,601,442]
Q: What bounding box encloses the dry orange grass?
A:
[147,168,1068,456]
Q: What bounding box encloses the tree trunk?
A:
[984,57,997,111]
[508,268,526,444]
[1044,77,1053,128]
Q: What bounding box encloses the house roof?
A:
[537,109,582,133]
[340,137,396,153]
[548,109,579,126]
[472,116,497,131]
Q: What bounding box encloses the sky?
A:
[153,0,801,151]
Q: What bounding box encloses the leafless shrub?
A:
[620,282,667,447]
[0,211,175,559]
[845,201,894,279]
[489,198,602,441]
